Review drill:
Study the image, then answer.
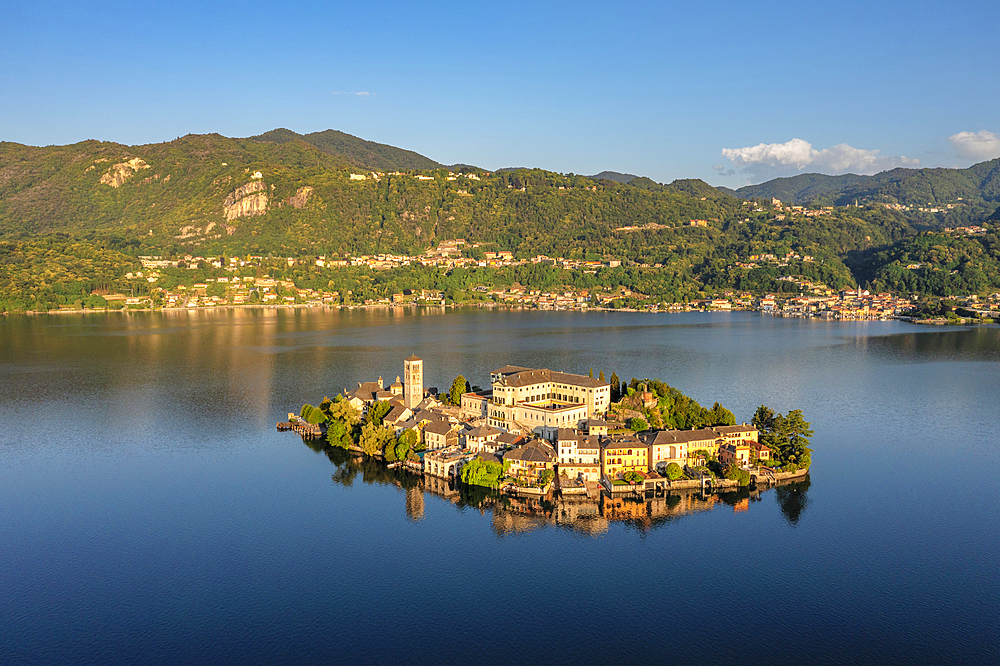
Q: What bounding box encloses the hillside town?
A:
[109,240,940,319]
[286,356,808,503]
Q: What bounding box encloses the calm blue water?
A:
[1,308,998,664]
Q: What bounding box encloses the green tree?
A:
[610,372,621,401]
[752,405,775,432]
[300,403,327,425]
[624,470,643,484]
[449,375,467,405]
[461,457,505,488]
[388,429,418,462]
[710,402,736,426]
[366,400,392,426]
[324,395,360,425]
[628,417,649,432]
[664,462,683,480]
[755,406,813,469]
[359,421,393,457]
[599,370,605,383]
[326,420,353,449]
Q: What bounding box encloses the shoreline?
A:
[3,302,929,322]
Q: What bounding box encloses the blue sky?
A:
[2,0,998,185]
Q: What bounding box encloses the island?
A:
[281,356,812,512]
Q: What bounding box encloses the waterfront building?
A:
[424,446,474,478]
[601,435,648,480]
[712,424,759,447]
[503,440,556,481]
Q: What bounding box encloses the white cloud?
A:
[948,130,1000,161]
[331,91,373,96]
[721,138,918,183]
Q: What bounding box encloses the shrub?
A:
[624,470,644,484]
[628,417,648,432]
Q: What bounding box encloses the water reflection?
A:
[775,477,811,525]
[846,326,1000,363]
[308,438,811,535]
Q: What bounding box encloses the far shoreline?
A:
[3,301,932,324]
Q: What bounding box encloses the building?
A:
[719,443,752,468]
[424,446,474,478]
[423,420,458,450]
[463,425,503,453]
[601,435,648,479]
[460,389,491,420]
[486,366,611,438]
[557,432,602,483]
[504,440,556,481]
[642,430,691,470]
[404,355,423,409]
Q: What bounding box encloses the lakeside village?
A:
[281,356,812,520]
[116,240,936,320]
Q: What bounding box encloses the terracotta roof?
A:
[504,441,555,463]
[424,421,454,436]
[713,424,758,436]
[467,425,501,438]
[493,365,533,375]
[497,367,608,389]
[384,405,409,423]
[642,428,720,445]
[496,432,524,446]
[405,354,422,362]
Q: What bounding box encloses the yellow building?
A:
[601,436,648,479]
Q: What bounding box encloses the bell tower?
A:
[404,355,423,409]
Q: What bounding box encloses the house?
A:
[504,440,556,480]
[718,443,752,468]
[712,424,759,447]
[463,425,503,453]
[383,404,413,427]
[423,420,458,451]
[642,430,690,470]
[496,432,526,450]
[584,419,610,437]
[460,390,492,420]
[601,435,648,480]
[344,378,385,414]
[751,442,771,462]
[558,432,602,483]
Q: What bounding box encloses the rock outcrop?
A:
[99,157,150,187]
[287,186,313,209]
[223,181,269,221]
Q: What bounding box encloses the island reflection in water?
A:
[309,438,810,535]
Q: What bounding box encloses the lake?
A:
[2,308,998,664]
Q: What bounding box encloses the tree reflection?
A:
[774,476,811,525]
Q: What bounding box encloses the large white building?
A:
[466,366,611,440]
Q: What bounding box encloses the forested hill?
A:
[250,128,442,171]
[2,130,1000,305]
[736,158,1000,213]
